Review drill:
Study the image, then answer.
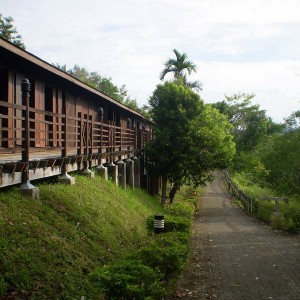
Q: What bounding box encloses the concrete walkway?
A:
[175,173,300,300]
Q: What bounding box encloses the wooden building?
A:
[0,37,153,191]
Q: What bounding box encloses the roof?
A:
[0,37,147,119]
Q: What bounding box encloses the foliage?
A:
[91,185,198,299]
[54,64,145,115]
[269,215,297,232]
[160,49,202,91]
[231,172,300,232]
[256,128,300,195]
[284,110,300,130]
[231,152,269,186]
[134,232,189,280]
[0,175,163,299]
[212,93,283,152]
[146,82,235,204]
[163,215,191,233]
[0,14,25,49]
[91,259,165,299]
[164,202,195,219]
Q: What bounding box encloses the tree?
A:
[212,93,282,152]
[256,128,300,195]
[146,82,235,204]
[54,64,145,114]
[284,110,300,130]
[160,49,202,91]
[0,14,25,49]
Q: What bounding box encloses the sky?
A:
[1,0,300,122]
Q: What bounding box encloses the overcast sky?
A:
[1,0,300,122]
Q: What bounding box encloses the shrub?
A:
[164,202,195,218]
[134,232,189,279]
[287,209,300,229]
[91,258,165,299]
[0,278,7,295]
[270,215,297,233]
[164,215,191,233]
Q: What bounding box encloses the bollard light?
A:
[154,214,164,234]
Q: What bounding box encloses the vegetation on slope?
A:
[0,175,164,299]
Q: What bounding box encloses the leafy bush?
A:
[91,258,165,299]
[255,200,274,222]
[164,215,191,233]
[287,209,300,229]
[0,278,7,296]
[134,232,189,279]
[164,202,195,218]
[270,215,297,233]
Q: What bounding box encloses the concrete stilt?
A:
[125,157,134,188]
[96,163,108,180]
[59,172,76,185]
[19,181,40,199]
[133,156,140,188]
[117,159,126,189]
[107,161,118,186]
[80,161,95,178]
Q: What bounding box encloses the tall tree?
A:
[146,82,235,204]
[256,128,300,195]
[160,49,202,91]
[54,64,144,114]
[0,14,25,49]
[284,110,300,130]
[212,93,281,152]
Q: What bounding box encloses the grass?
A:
[231,172,275,198]
[0,174,164,299]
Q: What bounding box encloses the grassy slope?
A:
[0,175,163,299]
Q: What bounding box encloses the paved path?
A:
[175,173,300,300]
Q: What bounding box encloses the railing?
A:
[0,100,150,159]
[224,170,258,215]
[224,171,289,216]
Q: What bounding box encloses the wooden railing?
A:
[0,100,150,159]
[224,170,258,215]
[224,171,289,216]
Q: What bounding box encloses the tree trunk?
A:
[169,181,180,204]
[161,176,167,205]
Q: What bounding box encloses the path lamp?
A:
[154,214,164,234]
[20,78,39,198]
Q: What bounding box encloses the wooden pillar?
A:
[59,95,75,185]
[80,114,94,178]
[95,107,108,178]
[19,78,39,199]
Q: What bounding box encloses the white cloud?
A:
[199,60,300,121]
[1,0,300,122]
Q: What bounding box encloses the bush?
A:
[164,215,191,233]
[287,209,300,229]
[164,202,195,218]
[91,258,165,299]
[134,232,189,279]
[270,214,297,233]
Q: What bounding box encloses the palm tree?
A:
[160,49,202,90]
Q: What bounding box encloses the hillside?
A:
[0,175,164,299]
